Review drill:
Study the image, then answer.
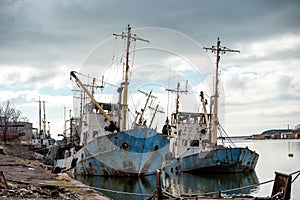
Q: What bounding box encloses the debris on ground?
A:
[0,145,110,200]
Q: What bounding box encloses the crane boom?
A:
[200,91,209,129]
[70,71,119,132]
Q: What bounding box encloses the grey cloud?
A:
[1,0,300,93]
[1,0,299,136]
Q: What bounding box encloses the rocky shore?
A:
[0,145,110,200]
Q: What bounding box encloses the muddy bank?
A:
[0,145,110,199]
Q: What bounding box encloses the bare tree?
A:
[0,101,22,144]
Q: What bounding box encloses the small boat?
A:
[45,25,169,176]
[288,142,293,157]
[163,37,259,175]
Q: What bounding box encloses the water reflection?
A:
[162,171,259,197]
[76,175,156,200]
[77,171,259,199]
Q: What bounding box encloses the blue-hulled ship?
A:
[162,37,259,174]
[45,25,169,176]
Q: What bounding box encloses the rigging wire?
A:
[130,39,137,71]
[126,38,136,86]
[72,71,119,102]
[166,65,171,117]
[112,34,118,63]
[130,94,138,118]
[112,34,123,86]
[218,124,236,147]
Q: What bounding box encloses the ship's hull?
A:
[54,128,169,176]
[164,147,259,174]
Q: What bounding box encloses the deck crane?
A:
[70,71,120,132]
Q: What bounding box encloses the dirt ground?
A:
[0,145,110,200]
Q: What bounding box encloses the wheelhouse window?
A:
[172,112,209,124]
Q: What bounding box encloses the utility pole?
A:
[36,97,42,138]
[113,24,149,131]
[42,101,47,138]
[63,107,66,136]
[204,37,239,145]
[36,98,48,139]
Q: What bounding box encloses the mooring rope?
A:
[82,185,153,197]
[291,169,300,183]
[177,178,273,197]
[168,169,300,198]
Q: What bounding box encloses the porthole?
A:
[121,142,129,149]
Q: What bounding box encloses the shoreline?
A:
[0,145,110,200]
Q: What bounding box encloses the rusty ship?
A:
[162,37,259,174]
[45,25,169,176]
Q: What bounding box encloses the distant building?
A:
[282,132,299,139]
[252,134,265,140]
[261,129,291,139]
[253,128,299,140]
[0,117,34,144]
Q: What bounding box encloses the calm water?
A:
[76,139,300,199]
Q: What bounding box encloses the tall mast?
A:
[113,24,149,131]
[204,37,239,145]
[166,81,188,121]
[149,104,164,128]
[137,90,157,126]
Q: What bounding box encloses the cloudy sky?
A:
[0,0,299,138]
